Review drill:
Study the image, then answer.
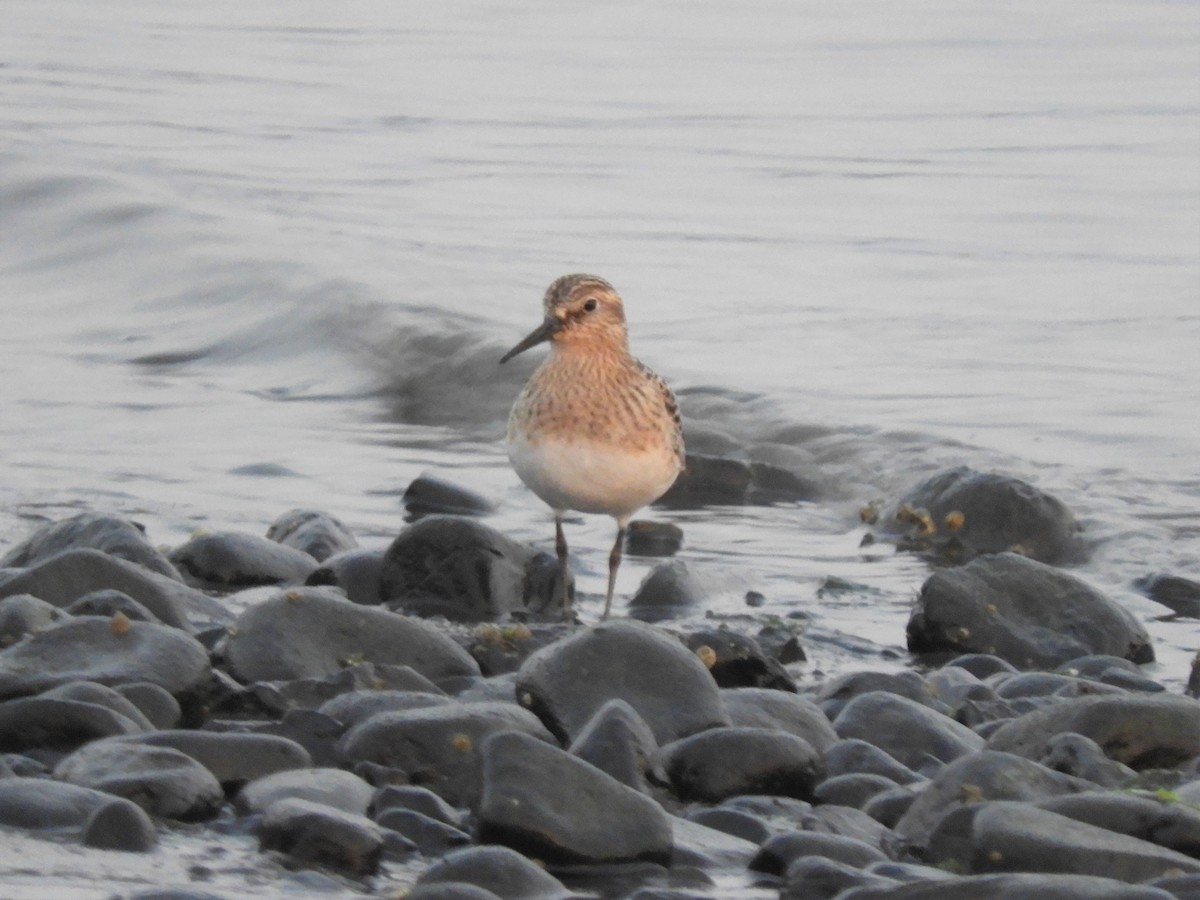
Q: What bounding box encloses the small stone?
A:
[265,509,357,562]
[258,797,385,876]
[82,797,157,851]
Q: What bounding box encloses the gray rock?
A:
[668,814,760,870]
[0,777,130,829]
[374,807,471,855]
[478,730,674,864]
[1147,874,1200,900]
[801,804,904,857]
[257,797,385,876]
[628,560,706,617]
[0,593,66,644]
[317,689,451,728]
[926,801,1200,881]
[40,680,155,730]
[337,701,555,806]
[0,548,228,630]
[0,616,211,699]
[114,682,182,730]
[55,740,224,820]
[685,807,773,844]
[815,773,902,809]
[894,750,1094,846]
[1136,573,1200,619]
[839,873,1178,899]
[0,695,148,754]
[413,845,574,899]
[82,796,157,851]
[407,886,503,900]
[944,654,1019,680]
[750,830,889,875]
[224,587,480,684]
[816,671,943,720]
[304,548,385,606]
[1038,791,1200,857]
[379,515,564,620]
[781,856,896,900]
[824,739,924,785]
[683,630,794,689]
[169,530,319,589]
[65,589,162,623]
[1,513,181,579]
[515,619,729,745]
[402,474,496,519]
[907,553,1153,668]
[659,726,822,802]
[987,693,1200,769]
[568,698,662,792]
[110,730,311,788]
[722,687,839,752]
[265,509,357,562]
[863,786,923,829]
[833,690,985,772]
[1040,733,1137,787]
[884,466,1085,564]
[238,766,373,816]
[371,784,464,829]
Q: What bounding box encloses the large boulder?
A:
[907,553,1152,669]
[514,619,729,744]
[224,587,480,684]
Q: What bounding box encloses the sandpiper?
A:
[500,274,685,619]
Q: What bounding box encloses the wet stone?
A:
[412,845,575,899]
[750,830,890,876]
[625,520,684,557]
[840,873,1180,899]
[402,473,496,519]
[780,856,896,900]
[379,515,563,621]
[304,547,385,607]
[337,700,555,807]
[684,807,773,845]
[0,615,212,699]
[112,730,311,788]
[371,784,464,829]
[926,800,1200,882]
[628,560,706,618]
[1136,573,1200,619]
[0,695,147,754]
[257,797,386,876]
[169,530,319,590]
[683,630,794,690]
[265,508,358,562]
[0,548,226,631]
[944,653,1019,680]
[833,690,985,772]
[0,777,129,830]
[908,552,1153,669]
[0,593,66,645]
[478,730,674,865]
[1037,791,1200,857]
[816,670,942,720]
[814,773,902,809]
[883,466,1086,564]
[986,693,1200,769]
[1039,733,1137,787]
[721,687,838,752]
[515,619,729,745]
[824,738,924,785]
[659,726,822,803]
[238,766,373,816]
[894,749,1093,847]
[82,796,157,851]
[64,589,162,624]
[568,698,662,792]
[374,807,472,855]
[1,512,181,580]
[318,689,450,729]
[224,587,480,684]
[55,739,224,820]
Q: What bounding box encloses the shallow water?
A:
[1,1,1198,893]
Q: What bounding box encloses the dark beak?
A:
[500,317,557,364]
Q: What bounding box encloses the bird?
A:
[500,274,685,619]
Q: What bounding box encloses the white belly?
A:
[509,433,680,521]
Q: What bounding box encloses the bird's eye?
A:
[583,298,598,312]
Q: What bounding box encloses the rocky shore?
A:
[1,465,1198,900]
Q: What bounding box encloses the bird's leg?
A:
[555,515,571,618]
[602,522,628,620]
